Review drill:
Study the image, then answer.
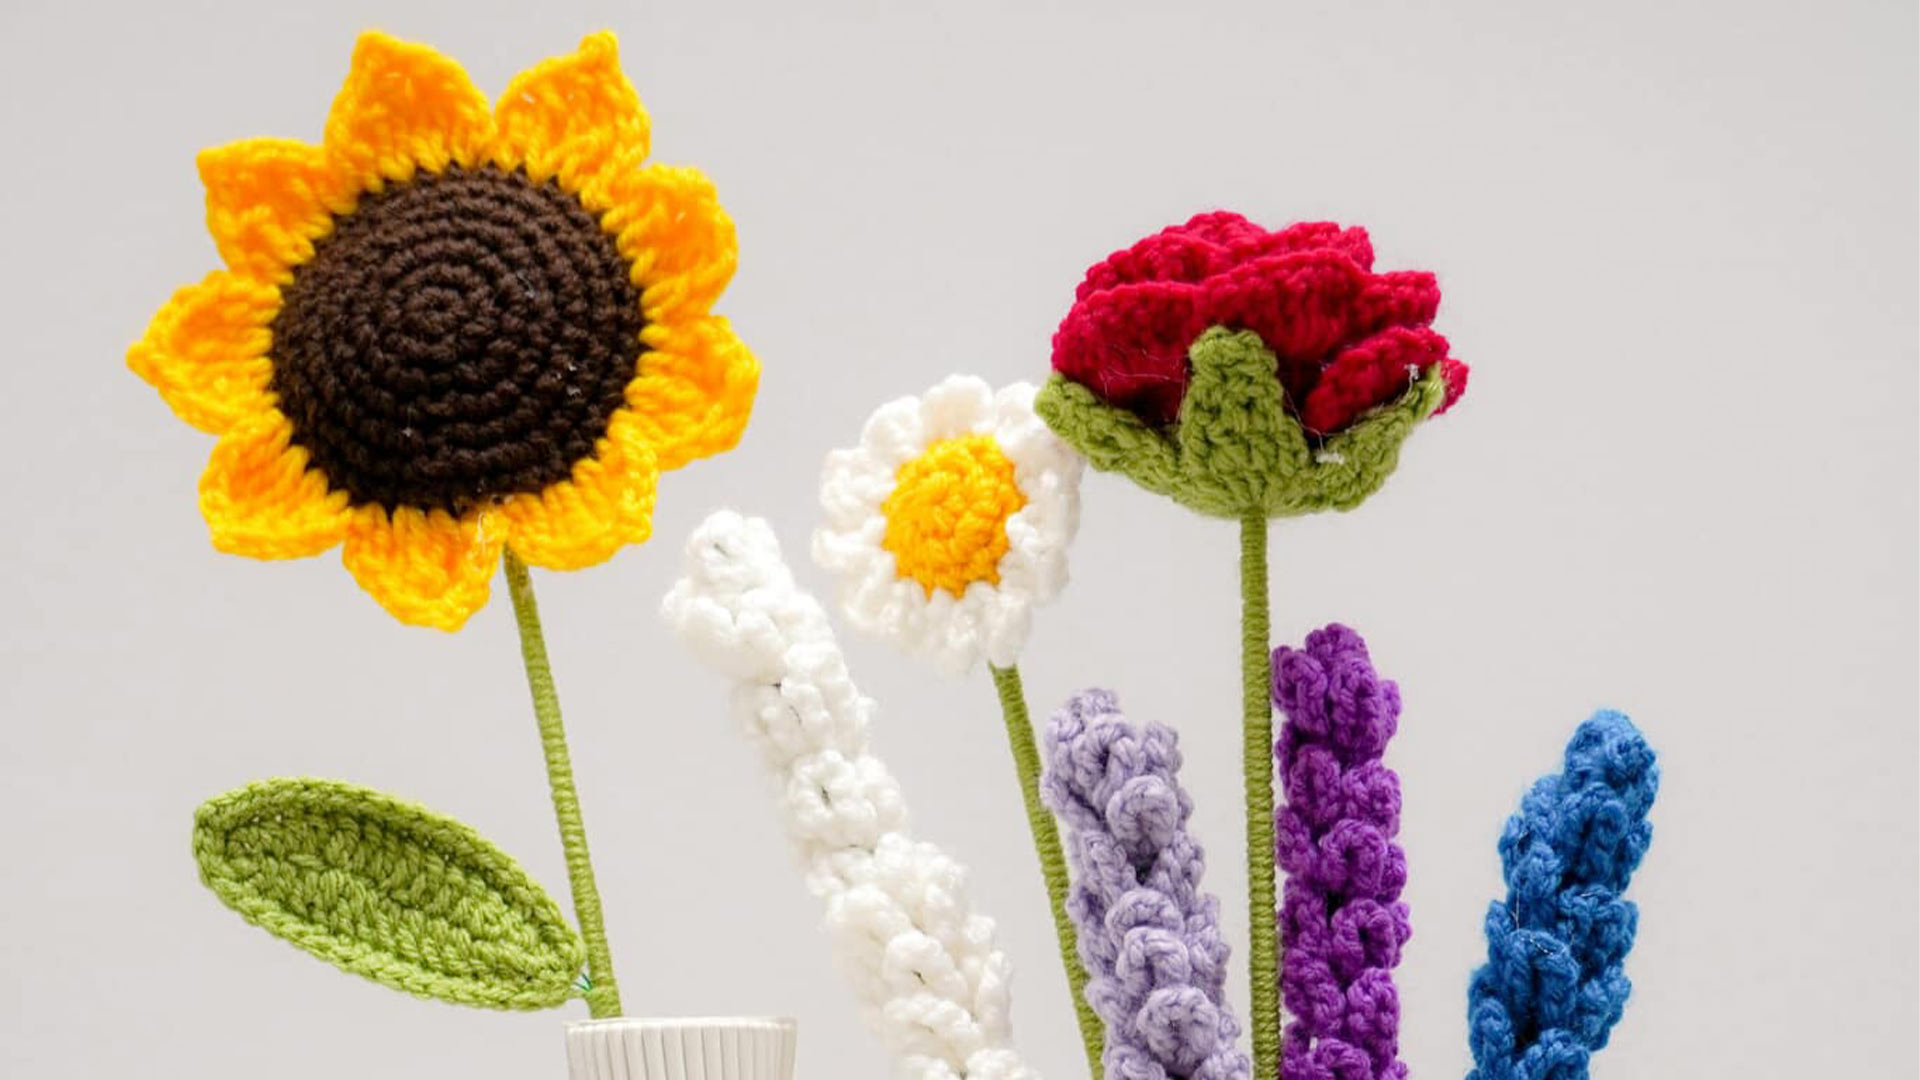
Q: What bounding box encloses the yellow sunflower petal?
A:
[593,165,739,322]
[342,504,503,631]
[198,138,350,284]
[323,31,494,189]
[199,413,352,559]
[492,31,650,188]
[625,314,759,472]
[500,409,659,570]
[128,272,279,435]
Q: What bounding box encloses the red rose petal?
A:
[1352,270,1441,339]
[1077,227,1244,300]
[1198,249,1372,402]
[1076,217,1377,300]
[1299,327,1451,435]
[1433,356,1470,416]
[1178,210,1267,247]
[1052,280,1205,425]
[1234,221,1375,271]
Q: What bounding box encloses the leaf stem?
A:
[990,663,1103,1077]
[504,550,622,1019]
[1241,514,1279,1079]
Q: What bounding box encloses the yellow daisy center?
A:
[881,434,1028,598]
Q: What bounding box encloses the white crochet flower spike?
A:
[813,377,1085,675]
[663,511,1043,1080]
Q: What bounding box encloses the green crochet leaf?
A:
[1034,374,1181,499]
[193,778,585,1010]
[1036,326,1446,519]
[1174,328,1313,513]
[1277,362,1445,516]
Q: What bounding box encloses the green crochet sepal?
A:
[192,777,587,1011]
[1035,326,1447,519]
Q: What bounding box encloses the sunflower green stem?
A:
[990,662,1103,1077]
[504,550,622,1019]
[1241,514,1280,1079]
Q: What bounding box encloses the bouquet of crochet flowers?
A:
[131,29,1660,1080]
[662,215,1660,1080]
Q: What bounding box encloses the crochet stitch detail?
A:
[813,377,1083,673]
[1042,688,1251,1080]
[270,164,643,515]
[1466,711,1659,1080]
[1051,213,1465,434]
[1038,214,1466,521]
[126,31,757,630]
[881,433,1028,597]
[192,777,586,1010]
[1036,329,1444,520]
[664,511,1039,1080]
[1271,624,1411,1080]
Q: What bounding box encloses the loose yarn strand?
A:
[504,550,622,1018]
[1241,514,1280,1078]
[992,664,1104,1077]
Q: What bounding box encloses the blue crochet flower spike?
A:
[1466,710,1659,1080]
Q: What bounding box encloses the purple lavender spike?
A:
[1043,689,1250,1080]
[1273,624,1410,1080]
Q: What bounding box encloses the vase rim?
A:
[567,1016,797,1030]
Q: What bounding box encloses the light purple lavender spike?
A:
[1043,688,1251,1080]
[1273,624,1411,1080]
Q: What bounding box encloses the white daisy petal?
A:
[991,381,1039,426]
[860,396,929,467]
[918,375,996,440]
[811,526,870,575]
[990,425,1045,470]
[981,596,1032,670]
[820,448,893,529]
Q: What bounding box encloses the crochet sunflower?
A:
[129,30,756,630]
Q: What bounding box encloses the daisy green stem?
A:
[1241,513,1279,1080]
[504,550,622,1019]
[990,663,1103,1077]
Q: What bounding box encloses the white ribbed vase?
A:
[564,1018,797,1080]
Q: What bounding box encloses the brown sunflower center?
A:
[269,164,644,515]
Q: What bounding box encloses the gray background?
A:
[2,0,1914,1076]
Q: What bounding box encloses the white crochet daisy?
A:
[813,376,1083,674]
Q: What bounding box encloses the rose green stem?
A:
[990,663,1104,1077]
[504,550,622,1019]
[1241,513,1279,1079]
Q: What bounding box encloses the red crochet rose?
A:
[1051,213,1468,436]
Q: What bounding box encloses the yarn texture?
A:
[884,433,1028,595]
[1234,513,1284,1078]
[1271,625,1411,1080]
[1051,214,1465,432]
[127,30,757,630]
[814,377,1083,673]
[664,511,1040,1080]
[267,163,643,515]
[1035,214,1465,520]
[992,663,1106,1074]
[192,777,586,1010]
[1042,688,1251,1080]
[1466,711,1659,1080]
[504,551,622,1016]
